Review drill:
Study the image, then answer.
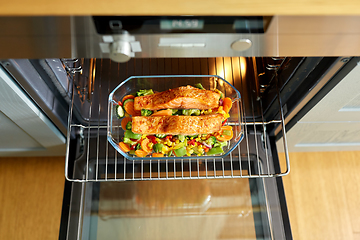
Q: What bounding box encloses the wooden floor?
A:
[1,153,360,240]
[280,151,360,240]
[0,157,65,240]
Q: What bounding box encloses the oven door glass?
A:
[65,146,289,240]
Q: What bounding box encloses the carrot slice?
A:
[121,117,132,131]
[151,109,173,116]
[119,142,131,152]
[122,95,135,104]
[152,153,164,158]
[135,149,148,157]
[124,101,141,116]
[223,97,233,113]
[216,134,232,142]
[141,138,152,153]
[216,125,233,141]
[221,125,232,131]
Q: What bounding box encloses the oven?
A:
[1,15,360,240]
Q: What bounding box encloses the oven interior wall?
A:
[70,57,284,125]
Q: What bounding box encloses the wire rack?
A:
[64,57,290,182]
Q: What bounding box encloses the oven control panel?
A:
[92,16,271,34]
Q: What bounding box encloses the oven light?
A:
[240,57,247,78]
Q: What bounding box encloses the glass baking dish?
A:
[107,75,243,160]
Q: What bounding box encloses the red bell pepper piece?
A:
[165,135,173,140]
[146,135,157,144]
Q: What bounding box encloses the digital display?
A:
[233,19,263,30]
[160,19,204,30]
[93,16,269,34]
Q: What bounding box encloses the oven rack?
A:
[64,58,290,182]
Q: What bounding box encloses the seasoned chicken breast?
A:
[132,114,223,135]
[134,85,221,111]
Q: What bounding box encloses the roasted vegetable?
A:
[141,109,153,116]
[135,149,148,157]
[173,142,185,150]
[125,121,132,130]
[116,105,125,118]
[122,95,135,104]
[222,97,232,113]
[136,89,154,96]
[177,135,185,142]
[123,98,134,106]
[206,147,224,155]
[141,138,152,152]
[153,143,164,153]
[119,142,131,152]
[182,109,201,116]
[123,98,141,116]
[173,146,187,157]
[223,129,232,136]
[152,153,164,158]
[123,137,137,145]
[194,83,205,90]
[155,134,166,138]
[171,109,179,115]
[124,130,142,140]
[205,136,216,146]
[214,140,228,148]
[216,126,233,142]
[193,146,204,155]
[121,117,132,131]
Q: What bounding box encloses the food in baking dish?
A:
[115,83,235,158]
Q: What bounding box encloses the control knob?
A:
[109,41,132,63]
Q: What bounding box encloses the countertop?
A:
[1,0,360,16]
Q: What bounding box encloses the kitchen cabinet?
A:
[2,0,360,15]
[0,66,66,156]
[278,60,360,152]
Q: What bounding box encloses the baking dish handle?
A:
[230,97,243,142]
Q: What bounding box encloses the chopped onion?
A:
[219,99,224,106]
[202,142,212,149]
